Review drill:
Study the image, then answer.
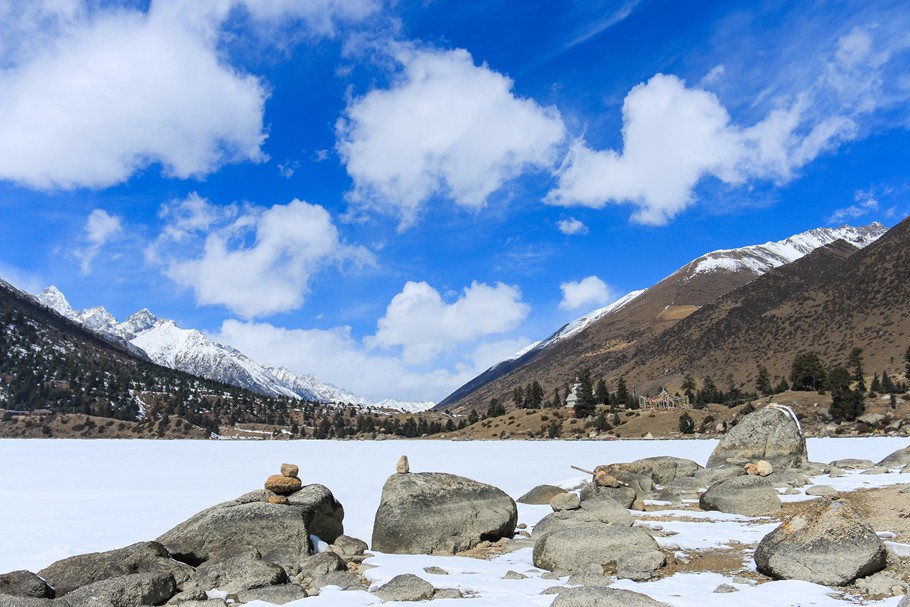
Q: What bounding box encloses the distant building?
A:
[638,389,689,410]
[565,378,582,408]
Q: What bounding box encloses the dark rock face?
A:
[517,485,568,505]
[754,499,887,585]
[287,484,345,544]
[58,572,177,607]
[371,472,517,555]
[36,541,190,597]
[532,525,659,574]
[156,484,343,566]
[707,405,807,469]
[0,570,54,599]
[699,475,781,516]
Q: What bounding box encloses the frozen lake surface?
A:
[1,436,908,606]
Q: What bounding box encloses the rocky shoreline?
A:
[2,404,910,606]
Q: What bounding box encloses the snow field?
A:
[1,436,909,606]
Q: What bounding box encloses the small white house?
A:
[565,377,582,408]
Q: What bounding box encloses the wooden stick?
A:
[571,464,595,475]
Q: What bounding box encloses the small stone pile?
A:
[263,463,302,504]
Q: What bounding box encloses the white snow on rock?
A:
[33,286,428,411]
[685,223,886,278]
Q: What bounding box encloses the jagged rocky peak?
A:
[80,306,118,331]
[38,285,77,318]
[119,308,159,335]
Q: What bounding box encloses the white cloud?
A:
[547,24,910,225]
[559,275,613,311]
[336,46,566,227]
[76,209,123,274]
[826,188,882,225]
[557,217,589,235]
[546,75,744,225]
[0,3,268,190]
[153,194,370,318]
[0,0,382,191]
[701,64,725,86]
[367,280,530,364]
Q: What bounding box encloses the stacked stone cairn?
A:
[263,463,302,504]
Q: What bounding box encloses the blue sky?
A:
[1,0,908,402]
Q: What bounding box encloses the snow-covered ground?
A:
[1,437,908,606]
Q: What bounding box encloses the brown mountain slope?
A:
[621,217,910,394]
[441,252,783,414]
[440,221,901,414]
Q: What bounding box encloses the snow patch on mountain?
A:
[493,288,646,370]
[687,223,886,278]
[374,398,439,413]
[33,287,432,412]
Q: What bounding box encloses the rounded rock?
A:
[281,463,299,478]
[265,474,302,495]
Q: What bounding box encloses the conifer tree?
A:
[574,369,596,418]
[755,365,773,396]
[870,372,881,395]
[828,365,863,421]
[848,347,866,393]
[678,412,695,434]
[681,374,697,402]
[594,379,609,404]
[615,377,632,409]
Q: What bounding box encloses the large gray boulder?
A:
[189,549,288,594]
[532,525,659,573]
[372,574,436,602]
[550,586,668,606]
[533,498,634,539]
[707,404,807,469]
[157,484,342,565]
[287,484,345,543]
[371,472,517,555]
[36,541,191,597]
[579,483,637,508]
[57,572,177,607]
[754,498,886,585]
[0,571,54,599]
[699,475,781,516]
[517,485,568,505]
[603,457,703,485]
[877,445,910,468]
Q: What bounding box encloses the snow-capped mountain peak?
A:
[32,286,434,412]
[687,222,886,278]
[119,309,159,337]
[39,286,77,319]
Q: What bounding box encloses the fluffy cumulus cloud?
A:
[0,2,267,189]
[557,217,589,235]
[336,47,566,227]
[547,24,910,225]
[559,275,612,311]
[215,319,532,403]
[367,280,530,363]
[152,194,370,318]
[0,0,381,190]
[76,209,123,274]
